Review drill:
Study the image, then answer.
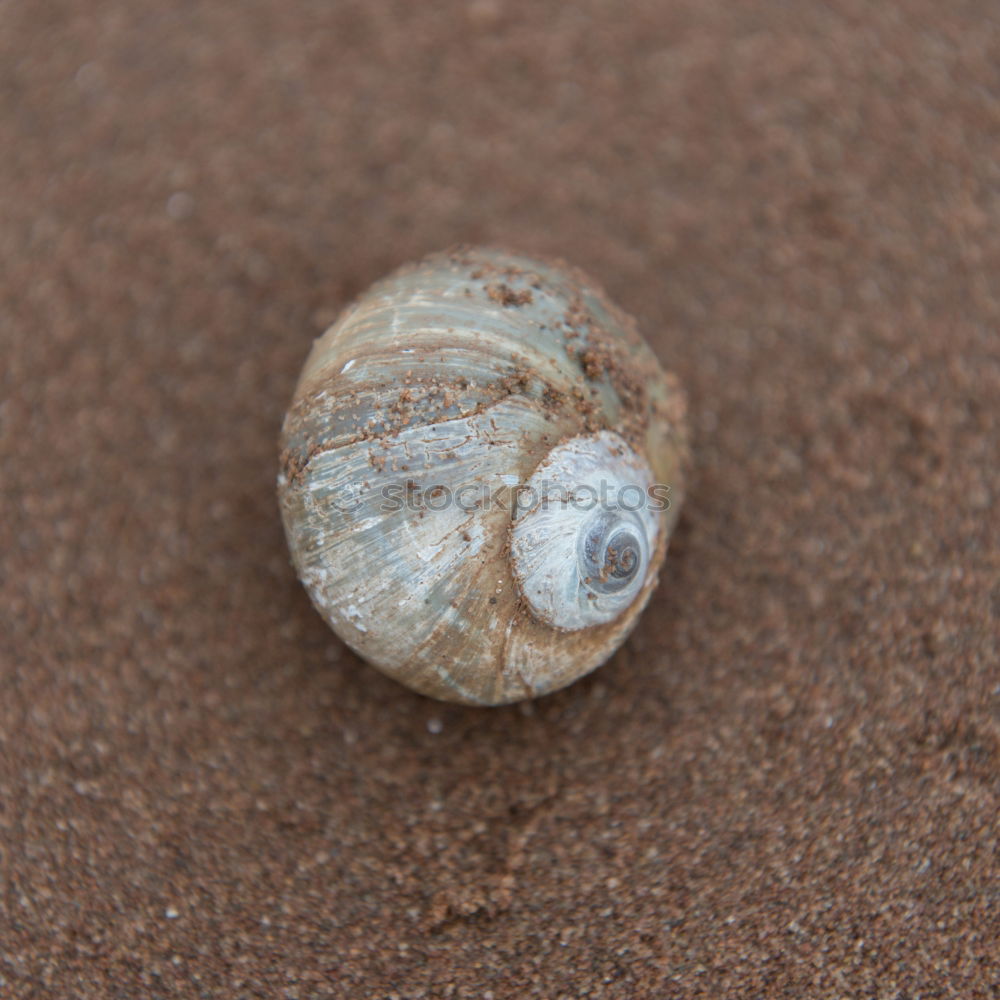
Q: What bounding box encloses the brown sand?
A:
[1,1,998,996]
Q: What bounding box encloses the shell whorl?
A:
[509,431,659,632]
[278,247,687,705]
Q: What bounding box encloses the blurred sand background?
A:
[1,1,998,996]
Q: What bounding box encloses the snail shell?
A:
[278,247,688,705]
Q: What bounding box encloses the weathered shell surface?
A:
[279,247,687,705]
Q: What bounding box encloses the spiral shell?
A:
[278,247,687,705]
[509,430,660,632]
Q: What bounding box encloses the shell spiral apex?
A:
[278,247,688,706]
